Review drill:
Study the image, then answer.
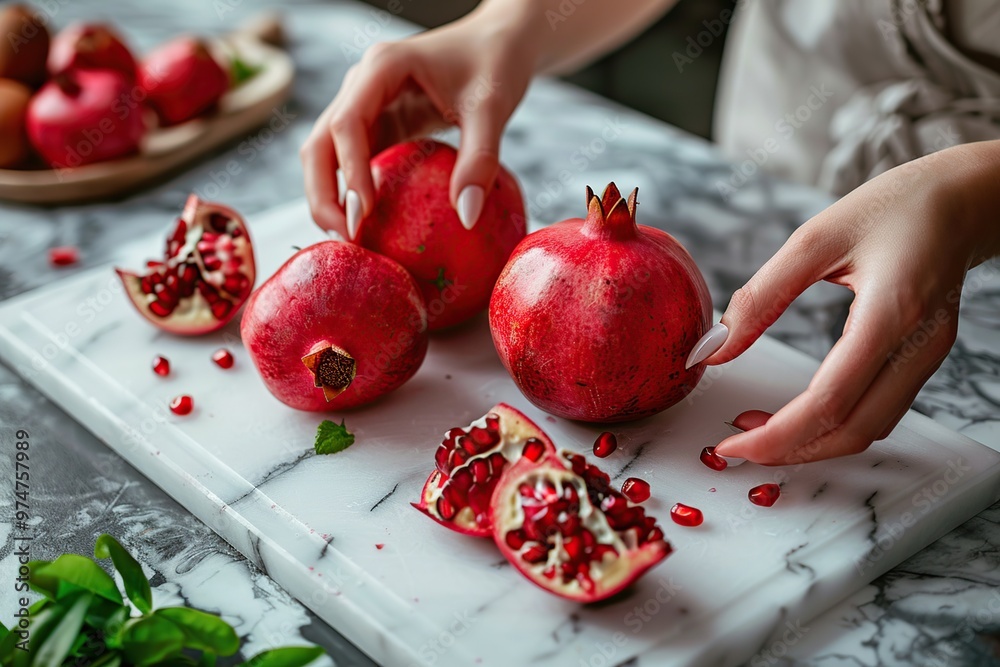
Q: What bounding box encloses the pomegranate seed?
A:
[375,543,385,550]
[210,300,232,320]
[749,483,781,507]
[621,478,651,503]
[521,545,548,564]
[732,410,773,432]
[522,438,546,462]
[505,529,526,550]
[670,503,703,527]
[593,432,617,458]
[169,395,193,416]
[149,300,173,317]
[700,446,728,471]
[152,356,170,377]
[212,348,235,369]
[49,246,79,267]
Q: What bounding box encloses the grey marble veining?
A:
[1,1,999,665]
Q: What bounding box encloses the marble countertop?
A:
[1,1,998,665]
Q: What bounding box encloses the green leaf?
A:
[32,593,91,667]
[239,646,325,667]
[154,608,239,656]
[314,419,355,455]
[198,651,217,667]
[95,534,153,614]
[0,619,7,641]
[230,56,262,86]
[86,598,129,636]
[89,654,122,667]
[26,560,57,598]
[121,616,186,666]
[33,555,123,604]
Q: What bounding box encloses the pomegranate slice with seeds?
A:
[491,449,671,602]
[413,403,556,538]
[116,195,255,336]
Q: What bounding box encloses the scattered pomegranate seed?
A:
[748,483,781,507]
[732,410,773,432]
[49,246,79,267]
[593,432,617,458]
[708,487,716,493]
[169,395,193,416]
[375,543,385,550]
[212,348,235,369]
[700,446,728,471]
[621,477,650,503]
[670,503,703,527]
[152,356,171,377]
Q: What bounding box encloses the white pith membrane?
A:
[421,407,543,532]
[118,197,253,331]
[496,461,664,597]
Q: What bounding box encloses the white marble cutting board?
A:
[2,199,999,667]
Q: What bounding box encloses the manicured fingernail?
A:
[457,185,484,230]
[345,190,361,241]
[337,170,347,205]
[685,323,729,369]
[719,453,746,467]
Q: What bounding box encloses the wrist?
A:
[935,141,1000,264]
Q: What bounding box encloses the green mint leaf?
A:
[154,608,239,656]
[34,555,123,604]
[95,534,153,614]
[121,615,186,665]
[33,592,92,667]
[26,559,58,599]
[239,646,325,667]
[231,56,262,86]
[314,419,355,455]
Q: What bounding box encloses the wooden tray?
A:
[0,14,294,205]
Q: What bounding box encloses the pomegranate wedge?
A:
[413,403,556,537]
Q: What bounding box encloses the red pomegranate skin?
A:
[27,69,145,168]
[241,241,429,412]
[490,184,712,423]
[48,23,138,80]
[357,140,527,330]
[139,37,228,126]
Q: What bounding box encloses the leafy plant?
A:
[0,535,325,667]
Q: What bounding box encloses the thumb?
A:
[688,227,835,368]
[450,102,506,230]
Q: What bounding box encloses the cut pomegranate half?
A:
[116,195,256,336]
[492,450,671,603]
[413,403,556,538]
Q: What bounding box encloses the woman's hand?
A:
[697,141,1000,465]
[299,13,537,240]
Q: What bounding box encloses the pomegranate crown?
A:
[583,183,638,239]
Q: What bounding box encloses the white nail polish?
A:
[685,323,729,370]
[345,190,361,241]
[457,185,485,230]
[337,170,347,206]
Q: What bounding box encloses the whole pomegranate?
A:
[241,242,429,412]
[490,183,712,423]
[139,37,228,126]
[48,23,137,80]
[117,195,256,335]
[26,69,145,168]
[0,5,50,88]
[0,78,32,168]
[413,403,555,537]
[357,140,526,330]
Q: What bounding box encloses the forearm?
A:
[468,0,678,74]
